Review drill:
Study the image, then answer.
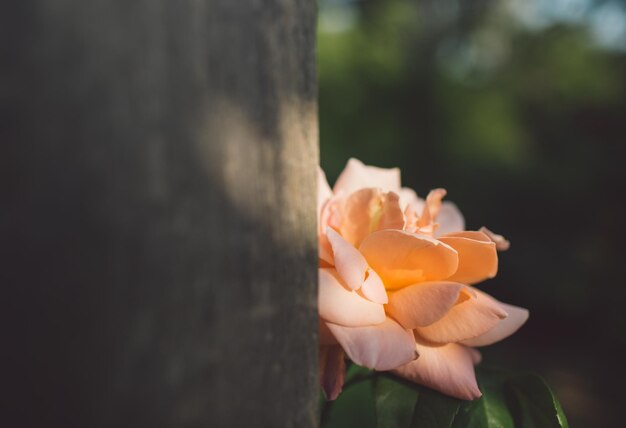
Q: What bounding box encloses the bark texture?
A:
[1,1,318,427]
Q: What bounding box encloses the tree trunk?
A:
[1,1,318,427]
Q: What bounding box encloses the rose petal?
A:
[320,318,338,345]
[318,169,335,264]
[434,202,465,237]
[417,189,447,228]
[414,287,508,344]
[439,231,498,285]
[336,190,370,247]
[338,188,405,247]
[319,239,334,265]
[318,197,337,265]
[443,231,492,241]
[392,341,481,400]
[318,268,386,327]
[319,258,333,269]
[386,281,466,329]
[318,167,333,216]
[360,269,388,304]
[359,230,459,290]
[479,226,511,251]
[325,228,389,304]
[377,191,406,232]
[398,187,420,212]
[333,158,401,195]
[320,345,346,401]
[327,317,419,371]
[468,347,482,364]
[460,301,529,347]
[326,228,368,290]
[400,189,426,233]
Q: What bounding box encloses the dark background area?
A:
[318,0,626,425]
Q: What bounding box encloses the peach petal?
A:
[319,258,333,269]
[401,190,426,233]
[339,188,404,247]
[434,201,465,237]
[337,189,372,246]
[320,345,346,401]
[479,226,511,251]
[386,281,466,329]
[377,191,406,232]
[443,230,492,241]
[403,208,419,233]
[319,241,334,265]
[360,269,388,304]
[468,347,482,364]
[398,187,420,212]
[414,287,508,344]
[318,268,386,327]
[318,197,337,264]
[318,167,333,216]
[460,302,529,347]
[392,342,481,400]
[359,230,459,289]
[416,188,446,229]
[439,231,498,285]
[320,318,338,345]
[326,228,368,290]
[425,188,446,219]
[319,239,334,265]
[327,317,419,371]
[333,158,401,195]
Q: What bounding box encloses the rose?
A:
[318,159,528,401]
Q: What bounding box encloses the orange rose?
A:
[318,159,528,400]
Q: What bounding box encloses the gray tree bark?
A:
[1,1,318,427]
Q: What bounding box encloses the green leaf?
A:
[325,366,568,428]
[321,365,377,428]
[374,374,461,428]
[375,375,419,428]
[411,386,461,428]
[453,367,515,428]
[505,372,569,428]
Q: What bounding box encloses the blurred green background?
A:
[318,0,626,425]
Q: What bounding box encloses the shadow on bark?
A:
[1,1,318,427]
